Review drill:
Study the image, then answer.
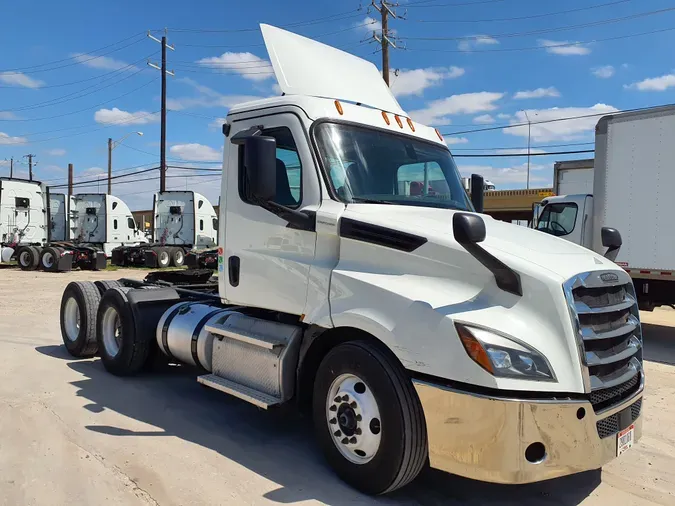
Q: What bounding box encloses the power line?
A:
[453,149,595,158]
[401,6,675,41]
[451,142,595,151]
[404,0,512,7]
[167,165,222,171]
[49,166,159,189]
[0,32,145,73]
[406,25,675,53]
[39,162,160,183]
[411,0,633,23]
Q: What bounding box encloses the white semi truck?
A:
[0,177,145,271]
[59,25,644,494]
[111,190,218,269]
[536,107,675,310]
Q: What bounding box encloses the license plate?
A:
[617,424,635,456]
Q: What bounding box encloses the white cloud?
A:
[82,167,106,176]
[513,87,561,100]
[196,52,274,81]
[539,40,591,56]
[457,162,549,187]
[0,112,18,120]
[473,114,496,124]
[408,91,504,126]
[41,164,65,174]
[71,53,137,71]
[94,108,160,125]
[390,66,464,97]
[209,117,227,130]
[445,137,469,146]
[46,148,66,156]
[0,71,44,89]
[0,132,27,145]
[358,16,382,33]
[272,83,282,95]
[169,78,262,111]
[458,35,499,52]
[626,74,675,91]
[495,148,547,155]
[592,65,615,79]
[497,113,512,120]
[170,143,221,162]
[504,104,618,142]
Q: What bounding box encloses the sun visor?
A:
[260,23,405,115]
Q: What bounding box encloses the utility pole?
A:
[107,137,113,195]
[68,163,73,196]
[372,1,400,86]
[23,154,36,181]
[9,157,13,178]
[523,110,532,190]
[148,30,175,193]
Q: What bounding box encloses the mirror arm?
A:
[259,199,316,231]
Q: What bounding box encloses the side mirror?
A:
[244,135,277,201]
[601,227,622,262]
[470,174,484,213]
[453,212,486,245]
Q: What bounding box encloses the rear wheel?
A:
[313,340,428,495]
[96,287,151,376]
[60,281,101,357]
[170,247,185,267]
[17,246,39,271]
[94,279,122,296]
[155,247,171,269]
[40,246,61,272]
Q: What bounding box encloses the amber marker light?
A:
[382,111,390,125]
[456,323,494,373]
[334,100,343,115]
[407,118,415,132]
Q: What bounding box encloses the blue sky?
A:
[1,0,675,209]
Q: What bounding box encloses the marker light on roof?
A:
[382,111,390,125]
[395,115,403,128]
[407,118,415,132]
[334,100,343,115]
[435,128,444,142]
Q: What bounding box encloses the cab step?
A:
[197,374,281,409]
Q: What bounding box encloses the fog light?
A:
[525,442,546,464]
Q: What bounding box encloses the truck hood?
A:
[343,204,617,281]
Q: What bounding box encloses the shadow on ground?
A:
[642,322,675,366]
[39,345,601,505]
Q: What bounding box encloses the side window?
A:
[127,217,136,229]
[199,219,204,231]
[113,219,118,230]
[397,162,450,197]
[212,218,218,230]
[536,203,578,236]
[15,197,30,209]
[239,126,302,208]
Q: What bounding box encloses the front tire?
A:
[312,340,428,495]
[60,281,101,357]
[17,246,39,271]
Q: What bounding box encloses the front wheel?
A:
[312,340,428,495]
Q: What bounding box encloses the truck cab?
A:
[63,24,645,495]
[535,194,594,248]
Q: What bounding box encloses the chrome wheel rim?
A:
[175,251,183,264]
[159,251,169,265]
[63,298,81,342]
[42,252,54,269]
[101,306,122,358]
[326,373,381,464]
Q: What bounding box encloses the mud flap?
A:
[184,252,198,269]
[144,249,158,268]
[56,251,74,272]
[94,251,107,271]
[111,248,125,266]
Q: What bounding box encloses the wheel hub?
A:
[326,373,382,464]
[63,297,81,342]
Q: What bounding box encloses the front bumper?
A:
[414,379,643,484]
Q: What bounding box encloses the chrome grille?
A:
[596,397,642,439]
[563,271,643,414]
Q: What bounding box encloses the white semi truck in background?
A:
[59,25,644,495]
[111,190,218,269]
[536,107,675,310]
[0,177,146,271]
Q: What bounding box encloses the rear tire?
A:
[96,287,151,376]
[312,340,428,495]
[170,247,185,267]
[155,247,171,269]
[40,246,61,272]
[94,279,122,296]
[60,281,101,358]
[17,246,39,271]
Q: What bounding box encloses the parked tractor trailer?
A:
[59,25,645,495]
[111,190,218,269]
[1,178,146,271]
[535,106,675,310]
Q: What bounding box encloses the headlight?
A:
[455,323,555,381]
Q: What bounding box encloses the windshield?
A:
[536,202,578,236]
[314,122,473,211]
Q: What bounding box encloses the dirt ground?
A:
[0,267,673,506]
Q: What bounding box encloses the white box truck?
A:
[553,159,594,195]
[111,190,218,269]
[59,25,644,495]
[535,107,675,310]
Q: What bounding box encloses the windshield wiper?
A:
[349,197,395,205]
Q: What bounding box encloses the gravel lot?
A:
[0,267,673,506]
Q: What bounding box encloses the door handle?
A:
[228,256,240,287]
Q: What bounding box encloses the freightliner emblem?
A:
[600,272,620,283]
